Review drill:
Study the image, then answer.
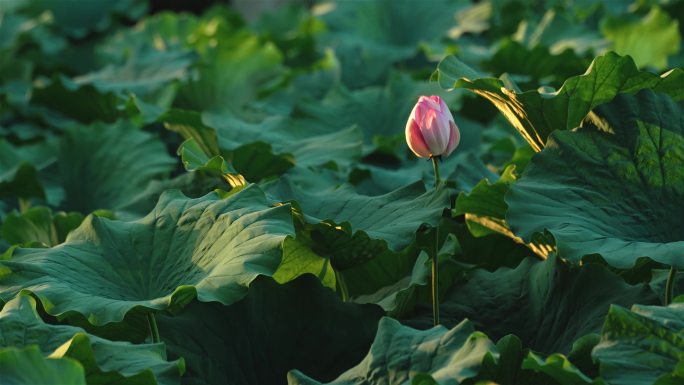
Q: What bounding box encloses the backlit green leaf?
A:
[506,91,684,268]
[437,52,684,151]
[0,185,294,325]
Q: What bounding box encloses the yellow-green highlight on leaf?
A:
[601,6,681,70]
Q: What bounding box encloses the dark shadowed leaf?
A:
[405,257,659,354]
[0,139,46,200]
[157,275,384,385]
[31,76,132,124]
[1,206,83,246]
[288,317,495,385]
[453,165,554,258]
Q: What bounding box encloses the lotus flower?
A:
[405,95,460,158]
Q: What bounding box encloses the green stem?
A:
[336,270,350,302]
[147,313,160,343]
[18,197,31,213]
[665,266,677,305]
[432,229,440,326]
[431,156,441,185]
[430,156,441,326]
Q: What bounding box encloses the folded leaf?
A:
[288,317,495,385]
[0,293,183,385]
[437,52,684,151]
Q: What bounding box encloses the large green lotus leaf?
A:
[161,110,361,167]
[453,165,555,258]
[288,317,495,385]
[296,73,457,149]
[505,90,684,268]
[322,0,458,53]
[482,39,591,89]
[99,9,242,62]
[331,238,423,300]
[511,9,608,57]
[0,185,294,325]
[0,12,32,51]
[0,294,183,385]
[112,173,229,232]
[437,51,684,151]
[275,166,348,198]
[174,32,283,114]
[349,162,428,196]
[157,275,384,385]
[1,206,83,247]
[74,47,196,96]
[473,334,603,385]
[202,113,364,168]
[320,0,460,88]
[592,303,684,385]
[0,39,33,106]
[267,179,439,300]
[163,109,361,181]
[249,4,323,70]
[0,139,46,200]
[352,251,430,316]
[350,234,465,317]
[71,46,197,122]
[0,345,86,385]
[207,141,294,183]
[19,0,146,39]
[601,6,680,70]
[30,75,133,124]
[266,178,449,253]
[449,221,537,272]
[251,54,339,117]
[98,13,198,60]
[350,150,489,196]
[405,257,659,354]
[0,139,55,198]
[55,120,176,215]
[467,334,606,385]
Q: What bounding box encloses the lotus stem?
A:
[431,156,441,326]
[431,156,441,185]
[431,233,440,326]
[148,313,161,343]
[18,197,31,213]
[336,270,350,302]
[665,266,677,305]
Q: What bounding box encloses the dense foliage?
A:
[1,0,683,384]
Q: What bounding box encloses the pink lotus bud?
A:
[405,95,460,158]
